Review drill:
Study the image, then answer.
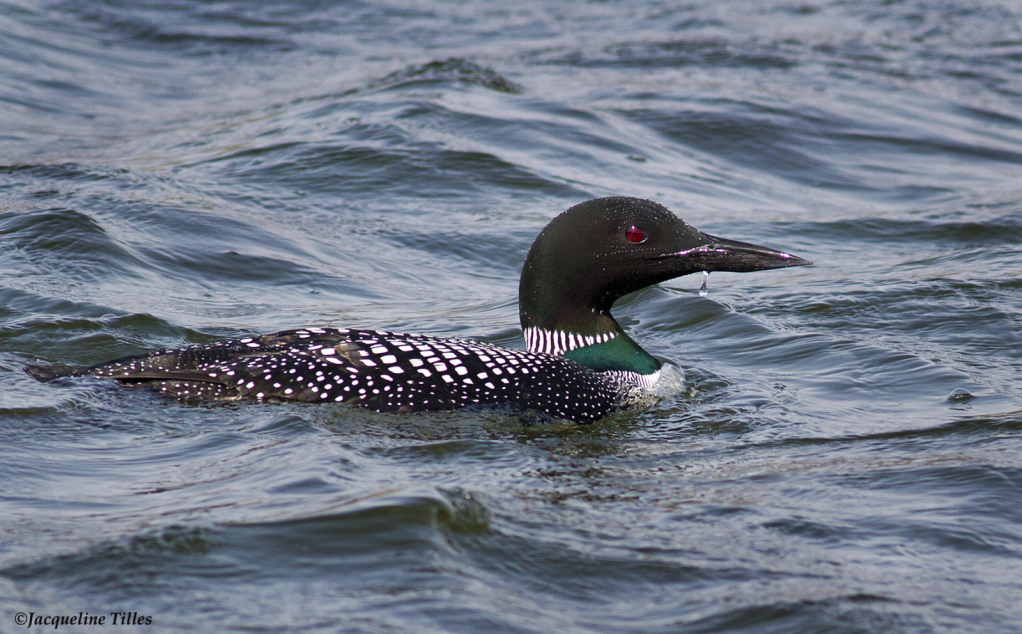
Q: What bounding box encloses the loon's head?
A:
[518,197,810,374]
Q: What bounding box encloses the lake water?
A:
[2,1,1022,632]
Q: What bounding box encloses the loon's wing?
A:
[28,328,419,404]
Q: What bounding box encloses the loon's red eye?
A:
[625,226,646,243]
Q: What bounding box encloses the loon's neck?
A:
[521,311,662,376]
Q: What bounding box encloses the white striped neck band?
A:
[523,328,617,356]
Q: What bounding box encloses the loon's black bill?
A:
[681,234,811,273]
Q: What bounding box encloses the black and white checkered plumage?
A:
[46,327,634,422]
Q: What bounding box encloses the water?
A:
[2,1,1022,632]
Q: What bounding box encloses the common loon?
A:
[26,197,809,422]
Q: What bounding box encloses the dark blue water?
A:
[3,1,1022,632]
